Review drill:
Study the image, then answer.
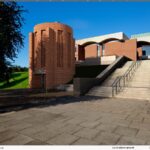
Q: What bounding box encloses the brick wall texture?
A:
[29,22,75,89]
[104,39,137,61]
[76,39,140,61]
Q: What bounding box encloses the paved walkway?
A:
[0,96,150,145]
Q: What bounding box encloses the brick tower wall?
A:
[29,22,75,89]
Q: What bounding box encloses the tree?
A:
[0,2,25,84]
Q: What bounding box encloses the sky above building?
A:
[14,2,150,67]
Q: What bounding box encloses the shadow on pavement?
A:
[0,95,105,113]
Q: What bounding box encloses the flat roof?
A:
[131,32,150,38]
[76,32,129,45]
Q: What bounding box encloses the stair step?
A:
[87,86,112,97]
[116,87,150,100]
[87,60,150,99]
[86,61,133,97]
[115,60,150,100]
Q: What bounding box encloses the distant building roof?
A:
[131,32,150,43]
[131,32,150,38]
[76,32,129,45]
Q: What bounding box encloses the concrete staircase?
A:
[86,61,133,97]
[116,60,150,100]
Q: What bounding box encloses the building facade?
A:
[29,22,75,89]
[29,22,150,89]
[75,32,150,64]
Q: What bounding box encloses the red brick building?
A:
[75,32,147,64]
[29,22,75,89]
[29,22,149,89]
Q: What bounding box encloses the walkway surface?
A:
[0,96,150,145]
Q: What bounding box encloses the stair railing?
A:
[112,60,141,96]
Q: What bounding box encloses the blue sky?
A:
[14,2,150,67]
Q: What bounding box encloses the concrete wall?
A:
[29,22,75,89]
[74,56,129,96]
[100,55,117,65]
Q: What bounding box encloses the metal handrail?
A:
[112,60,141,96]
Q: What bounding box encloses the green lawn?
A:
[0,71,29,89]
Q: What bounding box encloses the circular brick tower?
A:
[29,22,75,89]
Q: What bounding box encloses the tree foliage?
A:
[0,2,25,83]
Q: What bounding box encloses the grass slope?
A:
[0,72,29,89]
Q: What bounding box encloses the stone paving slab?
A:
[114,126,138,137]
[73,138,99,145]
[46,133,79,145]
[95,123,117,133]
[80,120,101,129]
[0,97,150,145]
[26,140,48,145]
[55,123,83,135]
[93,132,121,145]
[136,129,150,141]
[1,134,33,145]
[6,123,32,132]
[74,128,101,140]
[0,130,18,143]
[117,136,146,145]
[129,121,150,131]
[18,125,45,136]
[29,128,61,142]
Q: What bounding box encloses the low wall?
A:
[74,56,129,96]
[100,55,117,65]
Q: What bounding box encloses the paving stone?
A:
[46,133,79,145]
[0,96,150,145]
[136,129,150,141]
[143,118,150,124]
[22,115,54,126]
[100,117,131,127]
[0,119,22,129]
[7,123,32,131]
[0,116,13,123]
[114,126,138,137]
[93,132,120,145]
[80,120,101,129]
[129,121,141,129]
[146,141,150,145]
[117,136,146,145]
[84,115,102,122]
[126,115,144,122]
[18,125,45,136]
[74,128,100,140]
[130,121,150,131]
[0,125,7,133]
[58,124,83,134]
[46,119,68,131]
[95,123,117,133]
[30,128,61,142]
[10,113,32,121]
[112,119,131,127]
[26,140,48,145]
[0,130,18,143]
[73,138,99,145]
[1,134,33,145]
[66,117,86,125]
